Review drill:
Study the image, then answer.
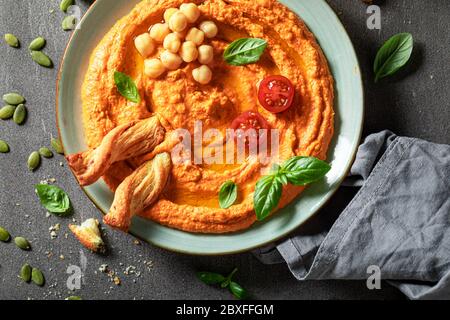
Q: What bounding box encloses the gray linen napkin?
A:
[253,131,450,300]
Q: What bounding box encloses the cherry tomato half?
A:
[230,111,270,144]
[257,75,295,113]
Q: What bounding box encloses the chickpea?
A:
[192,65,213,84]
[149,23,170,42]
[199,20,218,38]
[168,12,188,33]
[179,41,199,63]
[134,33,155,58]
[144,58,166,78]
[179,3,200,23]
[164,8,178,22]
[160,50,183,70]
[175,29,188,39]
[163,33,182,53]
[185,27,205,46]
[198,45,214,64]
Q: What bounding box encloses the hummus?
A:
[81,0,334,233]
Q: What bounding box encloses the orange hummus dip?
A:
[80,0,334,233]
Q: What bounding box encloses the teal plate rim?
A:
[56,0,364,255]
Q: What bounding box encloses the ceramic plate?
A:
[57,0,363,255]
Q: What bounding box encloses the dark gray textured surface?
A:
[0,0,447,300]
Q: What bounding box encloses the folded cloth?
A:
[253,131,450,300]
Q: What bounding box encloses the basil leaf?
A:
[223,38,267,66]
[114,71,141,103]
[374,33,413,82]
[229,281,247,300]
[253,175,283,221]
[197,268,249,299]
[218,181,238,209]
[253,156,330,221]
[35,184,72,215]
[281,156,331,186]
[197,272,226,285]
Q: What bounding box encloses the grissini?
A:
[104,152,172,231]
[66,116,165,186]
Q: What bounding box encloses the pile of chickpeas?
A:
[134,3,218,84]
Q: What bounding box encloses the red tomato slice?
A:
[230,111,270,144]
[231,111,269,132]
[257,75,295,113]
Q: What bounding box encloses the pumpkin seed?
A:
[0,140,9,153]
[2,93,25,105]
[31,268,45,286]
[0,105,16,119]
[0,226,10,242]
[20,263,32,282]
[14,236,31,250]
[39,147,53,158]
[60,0,74,12]
[28,37,46,51]
[62,15,77,31]
[51,138,64,154]
[4,33,19,48]
[30,50,53,68]
[13,104,27,125]
[65,296,82,300]
[28,151,41,171]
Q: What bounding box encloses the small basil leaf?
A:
[223,38,267,66]
[374,33,413,82]
[35,184,72,215]
[219,181,238,209]
[229,281,247,300]
[114,71,141,103]
[253,175,282,221]
[281,156,331,186]
[197,272,226,285]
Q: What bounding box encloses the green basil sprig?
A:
[254,175,283,222]
[114,71,141,103]
[223,38,267,66]
[218,181,238,209]
[374,33,413,83]
[197,268,247,300]
[35,184,72,215]
[254,156,331,221]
